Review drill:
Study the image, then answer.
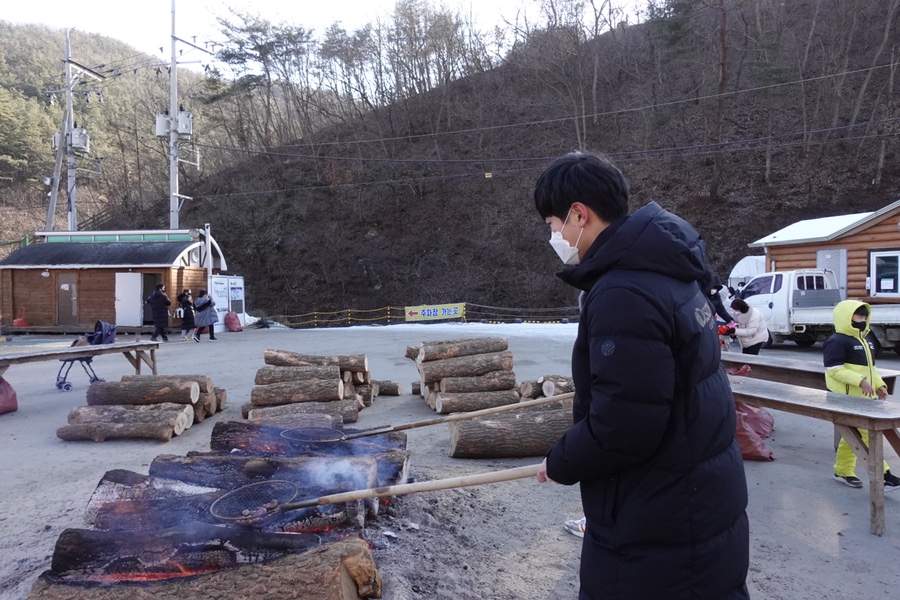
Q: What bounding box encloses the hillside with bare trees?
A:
[2,0,899,318]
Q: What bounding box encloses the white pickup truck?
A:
[740,268,900,354]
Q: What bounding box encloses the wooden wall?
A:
[0,266,210,328]
[765,214,900,303]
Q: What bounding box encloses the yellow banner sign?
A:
[404,303,465,322]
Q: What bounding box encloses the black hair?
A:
[730,298,750,314]
[198,289,208,297]
[854,305,869,317]
[155,283,165,290]
[534,151,629,222]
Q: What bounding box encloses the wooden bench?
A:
[0,341,160,380]
[728,375,900,535]
[721,352,900,394]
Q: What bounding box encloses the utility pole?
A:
[156,0,211,229]
[45,29,103,231]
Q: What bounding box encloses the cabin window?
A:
[870,251,900,297]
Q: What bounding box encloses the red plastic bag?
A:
[0,377,18,415]
[736,402,775,439]
[735,410,774,461]
[224,311,243,332]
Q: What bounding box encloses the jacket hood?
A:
[833,299,870,337]
[558,201,707,292]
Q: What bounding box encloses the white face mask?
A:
[549,211,584,265]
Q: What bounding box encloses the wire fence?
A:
[273,303,579,329]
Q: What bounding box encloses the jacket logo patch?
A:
[695,302,713,328]
[601,339,615,356]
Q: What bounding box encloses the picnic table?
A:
[0,340,160,380]
[728,376,900,535]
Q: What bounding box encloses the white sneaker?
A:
[564,517,586,538]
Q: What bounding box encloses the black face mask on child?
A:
[852,321,866,331]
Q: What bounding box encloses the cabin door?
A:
[115,272,143,326]
[56,273,78,326]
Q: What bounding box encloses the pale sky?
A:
[3,1,644,61]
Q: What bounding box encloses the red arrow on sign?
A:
[408,310,419,317]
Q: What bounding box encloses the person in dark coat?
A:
[146,283,171,342]
[534,151,750,600]
[176,289,196,341]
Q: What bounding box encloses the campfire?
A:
[29,419,405,599]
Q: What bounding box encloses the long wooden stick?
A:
[284,464,541,509]
[342,392,574,440]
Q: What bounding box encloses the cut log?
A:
[67,404,191,434]
[121,374,213,393]
[417,337,509,363]
[264,349,368,373]
[374,380,402,396]
[448,401,574,458]
[411,381,421,395]
[424,386,439,411]
[404,345,419,360]
[435,389,520,414]
[56,422,177,442]
[254,365,341,385]
[356,383,378,407]
[214,386,227,412]
[518,379,542,399]
[343,382,357,399]
[149,452,380,491]
[251,379,343,405]
[246,399,358,423]
[439,370,517,393]
[85,469,218,525]
[418,350,513,384]
[47,523,322,580]
[193,388,218,423]
[86,379,199,406]
[540,375,575,397]
[36,536,379,600]
[351,370,371,385]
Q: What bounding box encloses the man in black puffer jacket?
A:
[534,152,749,600]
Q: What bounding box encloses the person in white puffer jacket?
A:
[729,298,769,355]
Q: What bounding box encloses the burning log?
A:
[86,379,199,406]
[67,403,194,429]
[417,337,509,363]
[46,523,322,582]
[448,399,573,458]
[435,389,520,414]
[250,379,344,406]
[33,537,380,600]
[56,421,182,442]
[244,398,358,423]
[247,413,343,430]
[439,370,517,393]
[374,380,402,396]
[254,365,341,385]
[417,350,513,385]
[264,349,369,373]
[148,453,380,492]
[209,420,408,454]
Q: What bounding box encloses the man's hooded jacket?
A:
[548,202,750,600]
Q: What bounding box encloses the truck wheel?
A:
[794,337,816,347]
[763,330,774,349]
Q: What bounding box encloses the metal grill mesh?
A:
[209,480,299,521]
[280,427,346,442]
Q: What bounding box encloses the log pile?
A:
[406,338,519,414]
[56,375,227,442]
[241,350,378,424]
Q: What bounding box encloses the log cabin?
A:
[0,229,227,333]
[748,198,900,304]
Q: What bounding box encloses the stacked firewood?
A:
[241,349,379,425]
[518,374,575,399]
[406,337,520,414]
[55,375,227,442]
